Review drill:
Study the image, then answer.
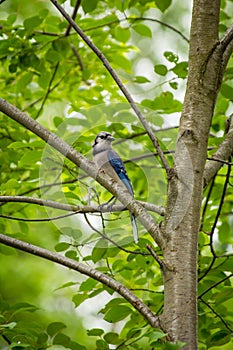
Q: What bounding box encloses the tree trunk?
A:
[160,1,221,348]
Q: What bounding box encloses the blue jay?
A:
[92,131,138,243]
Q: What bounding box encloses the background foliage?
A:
[0,0,232,349]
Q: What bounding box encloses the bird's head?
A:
[92,131,115,151]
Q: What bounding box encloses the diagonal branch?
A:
[64,0,81,37]
[0,98,165,248]
[0,196,165,215]
[216,24,233,92]
[34,62,59,119]
[50,0,171,176]
[0,233,160,329]
[199,298,232,333]
[203,114,233,187]
[199,162,231,281]
[220,23,233,53]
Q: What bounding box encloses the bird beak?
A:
[107,135,115,142]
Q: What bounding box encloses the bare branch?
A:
[220,24,233,53]
[0,196,165,215]
[200,176,216,231]
[83,213,150,255]
[50,0,171,176]
[70,44,85,71]
[199,298,233,333]
[147,244,164,269]
[84,16,189,43]
[206,157,233,166]
[128,17,189,43]
[0,233,160,328]
[198,273,233,299]
[204,114,233,187]
[0,212,80,222]
[64,0,81,37]
[199,162,231,281]
[0,98,165,248]
[34,63,59,119]
[214,25,233,93]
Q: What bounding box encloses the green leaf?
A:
[142,91,182,113]
[164,51,179,63]
[19,150,42,166]
[16,72,33,93]
[149,329,167,342]
[154,64,168,76]
[92,240,108,263]
[209,330,231,346]
[171,61,188,78]
[113,26,131,43]
[169,81,178,90]
[104,305,132,323]
[87,328,104,336]
[9,342,30,349]
[70,341,87,350]
[96,339,109,349]
[65,250,79,260]
[80,278,98,292]
[11,302,38,315]
[47,322,66,337]
[104,332,121,345]
[53,333,70,347]
[53,116,63,128]
[54,242,70,252]
[134,76,151,83]
[221,83,233,99]
[24,16,43,31]
[82,0,99,13]
[72,293,88,308]
[155,0,172,12]
[54,281,78,291]
[6,14,17,26]
[132,24,152,37]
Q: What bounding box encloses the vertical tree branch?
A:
[161,1,222,348]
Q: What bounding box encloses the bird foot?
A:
[98,197,116,212]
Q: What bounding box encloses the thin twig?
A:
[199,162,231,281]
[207,157,233,166]
[70,44,85,71]
[146,244,164,269]
[84,213,150,255]
[198,273,233,298]
[50,0,171,177]
[84,16,189,43]
[0,196,165,215]
[64,0,81,36]
[34,63,59,119]
[128,17,189,43]
[200,298,232,333]
[19,178,78,196]
[200,176,216,231]
[0,211,80,222]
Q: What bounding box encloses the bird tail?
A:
[130,213,138,244]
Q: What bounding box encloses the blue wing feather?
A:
[107,149,134,196]
[107,149,138,243]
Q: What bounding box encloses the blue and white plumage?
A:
[92,131,138,243]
